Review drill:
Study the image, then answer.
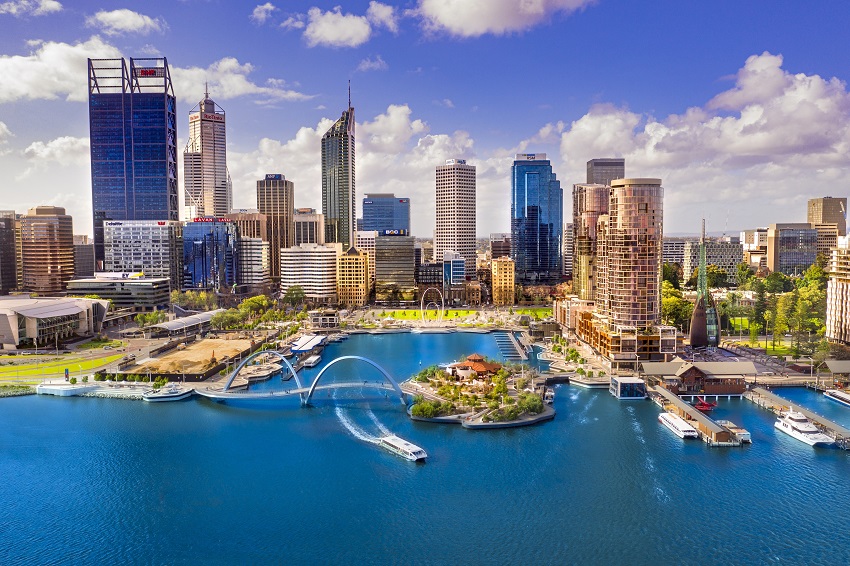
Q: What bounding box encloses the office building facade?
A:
[294,208,326,246]
[337,247,370,308]
[362,194,410,233]
[103,220,183,291]
[256,174,295,281]
[0,213,17,294]
[767,223,818,276]
[435,159,476,278]
[489,233,511,259]
[182,219,238,291]
[184,91,231,217]
[322,106,356,249]
[20,206,75,294]
[66,275,170,312]
[73,235,96,279]
[225,210,267,241]
[586,158,625,186]
[374,234,416,304]
[237,238,270,289]
[808,197,847,237]
[511,154,563,285]
[682,240,744,285]
[88,57,178,268]
[280,243,341,305]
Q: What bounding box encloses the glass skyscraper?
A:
[510,154,563,284]
[88,57,178,268]
[322,105,355,249]
[182,219,238,292]
[362,194,410,233]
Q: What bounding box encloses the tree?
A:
[764,272,792,294]
[752,279,767,331]
[685,264,729,288]
[735,263,754,288]
[662,263,682,290]
[282,285,306,306]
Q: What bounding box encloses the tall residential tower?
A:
[435,159,477,278]
[184,90,231,217]
[88,57,178,269]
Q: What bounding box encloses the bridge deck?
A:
[197,381,399,400]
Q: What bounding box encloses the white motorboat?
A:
[824,389,850,408]
[377,435,427,462]
[716,419,752,443]
[658,412,698,439]
[544,388,555,404]
[142,384,194,402]
[774,409,834,446]
[301,355,321,368]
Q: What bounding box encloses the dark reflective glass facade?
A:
[362,195,410,233]
[182,221,238,291]
[510,156,563,284]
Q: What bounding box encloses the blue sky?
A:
[1,0,849,237]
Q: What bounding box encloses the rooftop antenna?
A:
[348,79,351,108]
[204,80,209,98]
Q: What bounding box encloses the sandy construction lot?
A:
[133,337,254,374]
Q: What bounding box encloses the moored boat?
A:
[301,355,321,368]
[824,389,850,408]
[143,384,194,402]
[658,412,698,439]
[544,388,555,404]
[774,409,834,446]
[716,419,752,443]
[378,435,427,462]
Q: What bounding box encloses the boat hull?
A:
[824,390,850,408]
[774,421,834,446]
[143,389,194,402]
[659,413,698,439]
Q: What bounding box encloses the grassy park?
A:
[370,308,552,321]
[0,354,123,384]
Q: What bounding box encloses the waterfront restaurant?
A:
[641,360,756,396]
[448,354,502,379]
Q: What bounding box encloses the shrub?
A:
[69,377,77,385]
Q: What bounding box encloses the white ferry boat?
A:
[716,419,752,443]
[142,384,194,402]
[774,409,834,446]
[824,389,850,408]
[544,388,555,404]
[658,412,698,439]
[377,435,427,462]
[301,355,321,368]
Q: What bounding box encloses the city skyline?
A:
[1,1,850,237]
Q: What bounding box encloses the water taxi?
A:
[774,410,834,446]
[824,389,850,408]
[658,412,698,439]
[142,384,194,402]
[544,388,555,404]
[716,419,752,443]
[378,435,427,462]
[302,355,321,368]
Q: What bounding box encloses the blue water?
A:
[1,333,849,565]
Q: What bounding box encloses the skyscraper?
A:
[88,57,178,269]
[322,103,355,249]
[586,158,625,186]
[0,212,16,294]
[184,90,231,217]
[510,154,563,285]
[182,219,238,291]
[572,183,610,300]
[362,194,410,233]
[435,159,476,278]
[808,196,847,237]
[294,208,326,246]
[20,206,75,294]
[256,174,295,282]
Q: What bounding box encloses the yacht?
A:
[774,410,834,446]
[301,355,321,368]
[824,389,850,408]
[377,435,427,462]
[544,388,555,404]
[658,412,698,439]
[142,383,194,402]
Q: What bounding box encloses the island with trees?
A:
[405,354,555,429]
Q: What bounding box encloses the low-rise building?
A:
[0,295,108,348]
[66,274,171,312]
[308,309,339,330]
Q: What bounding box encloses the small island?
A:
[405,354,555,429]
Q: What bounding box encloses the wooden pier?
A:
[744,387,850,449]
[651,386,742,447]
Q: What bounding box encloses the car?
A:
[103,345,112,350]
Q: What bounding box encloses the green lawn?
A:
[514,308,552,317]
[76,339,125,350]
[0,354,123,378]
[728,317,751,332]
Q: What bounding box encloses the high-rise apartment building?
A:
[256,174,295,281]
[322,105,355,249]
[491,256,515,306]
[294,208,326,246]
[280,243,341,305]
[0,213,16,294]
[224,210,267,241]
[73,235,96,279]
[826,236,850,345]
[184,90,231,217]
[435,159,476,278]
[104,220,183,291]
[562,223,574,277]
[573,184,610,300]
[182,219,238,291]
[603,178,664,329]
[88,57,178,268]
[337,247,370,308]
[767,223,818,276]
[362,194,410,233]
[511,154,562,285]
[808,197,847,237]
[20,206,75,294]
[586,158,625,186]
[355,230,378,289]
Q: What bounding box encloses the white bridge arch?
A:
[223,349,303,395]
[303,355,406,406]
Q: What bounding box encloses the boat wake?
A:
[334,406,380,444]
[626,406,669,503]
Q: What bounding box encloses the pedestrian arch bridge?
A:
[196,352,407,407]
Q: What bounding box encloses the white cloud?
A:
[367,1,399,33]
[304,7,372,48]
[86,9,166,36]
[557,52,850,232]
[250,3,277,25]
[417,0,594,38]
[17,135,89,180]
[0,36,121,104]
[433,98,454,108]
[0,121,12,155]
[171,57,311,103]
[0,0,61,17]
[357,55,388,72]
[280,15,305,30]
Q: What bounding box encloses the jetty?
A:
[744,387,850,449]
[651,385,742,447]
[493,332,528,360]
